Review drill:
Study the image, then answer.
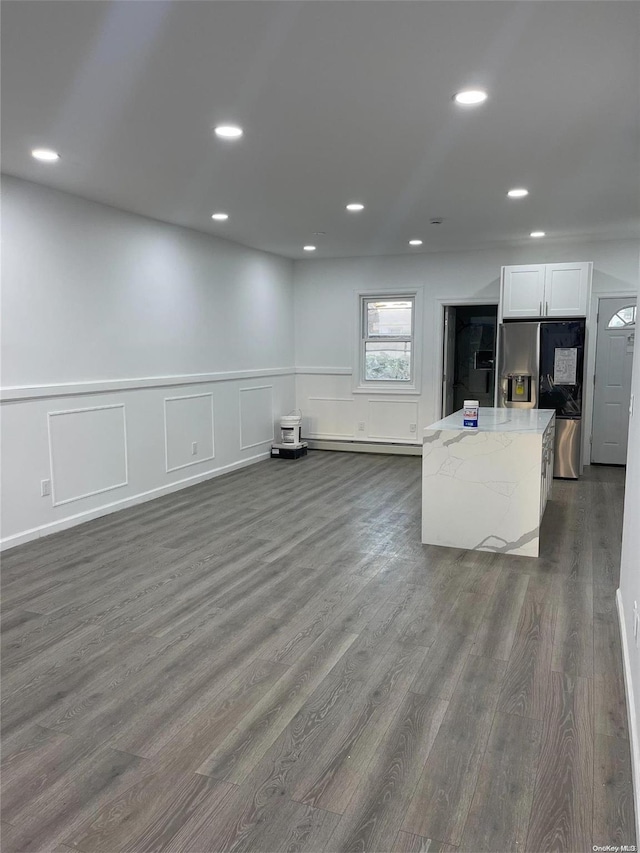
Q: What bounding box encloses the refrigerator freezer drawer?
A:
[554,418,581,479]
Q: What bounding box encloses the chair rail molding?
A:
[0,366,295,403]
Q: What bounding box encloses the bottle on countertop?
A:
[463,400,479,429]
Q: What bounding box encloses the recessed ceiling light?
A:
[408,239,423,246]
[31,148,60,162]
[214,125,243,139]
[303,245,316,251]
[453,89,488,106]
[346,203,364,212]
[507,188,529,198]
[211,212,229,221]
[530,231,546,238]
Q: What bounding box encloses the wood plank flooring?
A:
[1,452,635,852]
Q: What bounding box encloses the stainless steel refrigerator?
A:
[497,319,586,478]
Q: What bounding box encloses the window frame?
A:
[353,288,423,395]
[607,305,636,329]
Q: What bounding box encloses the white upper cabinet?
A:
[501,262,592,319]
[501,265,546,318]
[544,263,591,317]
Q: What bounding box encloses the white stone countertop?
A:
[424,406,555,437]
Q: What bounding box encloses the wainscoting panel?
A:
[1,374,295,550]
[239,386,274,450]
[368,399,419,440]
[306,397,356,439]
[47,404,128,506]
[164,393,215,473]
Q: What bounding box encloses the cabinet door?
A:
[501,265,546,319]
[544,262,591,317]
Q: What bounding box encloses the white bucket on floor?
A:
[280,414,302,444]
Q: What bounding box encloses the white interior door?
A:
[591,297,636,464]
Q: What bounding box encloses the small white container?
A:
[463,400,479,429]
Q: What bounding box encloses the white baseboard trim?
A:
[305,438,422,456]
[0,451,270,551]
[616,587,640,844]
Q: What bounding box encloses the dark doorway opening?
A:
[442,304,498,417]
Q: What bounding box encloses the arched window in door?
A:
[607,305,636,328]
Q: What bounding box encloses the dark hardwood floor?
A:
[1,451,635,852]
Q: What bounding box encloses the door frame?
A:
[585,291,637,466]
[433,297,499,419]
[442,306,456,417]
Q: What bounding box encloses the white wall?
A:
[0,176,295,548]
[294,238,639,453]
[618,256,640,838]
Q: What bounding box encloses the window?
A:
[353,289,422,394]
[361,296,414,384]
[607,305,636,328]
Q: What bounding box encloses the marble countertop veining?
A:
[424,406,555,437]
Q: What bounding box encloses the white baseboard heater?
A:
[304,438,422,456]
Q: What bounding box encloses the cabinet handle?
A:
[545,301,548,314]
[539,301,542,316]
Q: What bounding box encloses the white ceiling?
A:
[2,1,639,259]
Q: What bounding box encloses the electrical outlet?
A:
[41,479,51,497]
[409,423,417,433]
[357,422,365,431]
[191,441,198,455]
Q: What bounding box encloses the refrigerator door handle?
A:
[533,323,541,408]
[500,376,509,402]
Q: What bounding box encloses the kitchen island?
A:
[422,407,555,557]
